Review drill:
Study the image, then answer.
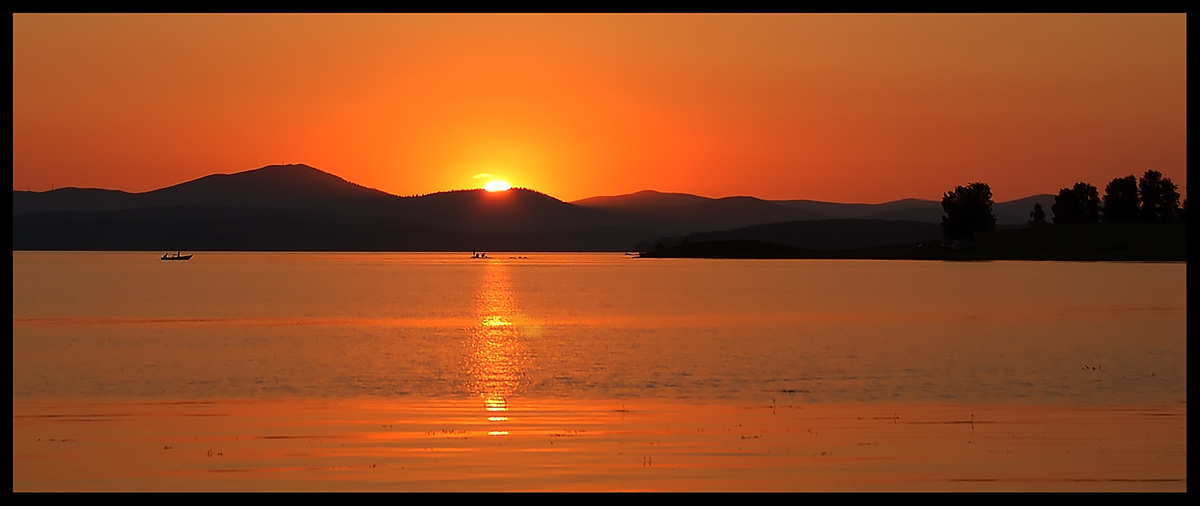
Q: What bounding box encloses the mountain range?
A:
[13,163,1054,252]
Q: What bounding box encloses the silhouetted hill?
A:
[574,191,1057,233]
[13,164,402,218]
[14,165,636,232]
[772,198,935,221]
[993,194,1056,226]
[573,193,829,234]
[13,164,666,251]
[9,164,1078,252]
[137,163,399,213]
[396,188,635,235]
[571,190,713,208]
[12,187,138,215]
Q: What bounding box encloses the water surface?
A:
[13,252,1186,405]
[12,252,1187,491]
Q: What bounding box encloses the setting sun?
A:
[484,180,511,192]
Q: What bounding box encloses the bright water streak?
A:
[12,252,1187,405]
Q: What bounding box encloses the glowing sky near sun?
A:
[12,13,1186,203]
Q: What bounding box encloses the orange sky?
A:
[12,13,1187,203]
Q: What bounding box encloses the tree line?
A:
[942,170,1186,240]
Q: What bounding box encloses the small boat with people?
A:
[161,251,193,261]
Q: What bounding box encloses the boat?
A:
[161,251,193,261]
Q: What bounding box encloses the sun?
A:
[484,180,511,192]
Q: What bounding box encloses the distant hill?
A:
[772,197,938,221]
[574,192,828,234]
[12,187,140,215]
[573,190,1057,234]
[993,194,1056,227]
[13,164,669,251]
[571,190,713,208]
[11,163,1069,252]
[135,163,403,216]
[13,164,400,217]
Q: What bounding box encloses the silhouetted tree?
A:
[1051,182,1101,224]
[1028,202,1047,226]
[941,182,996,240]
[1138,170,1180,223]
[1181,195,1188,223]
[1102,175,1140,223]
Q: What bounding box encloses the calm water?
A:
[12,252,1187,405]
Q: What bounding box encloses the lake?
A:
[12,252,1187,491]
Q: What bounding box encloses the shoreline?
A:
[637,223,1187,261]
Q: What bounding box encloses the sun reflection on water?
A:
[468,260,527,435]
